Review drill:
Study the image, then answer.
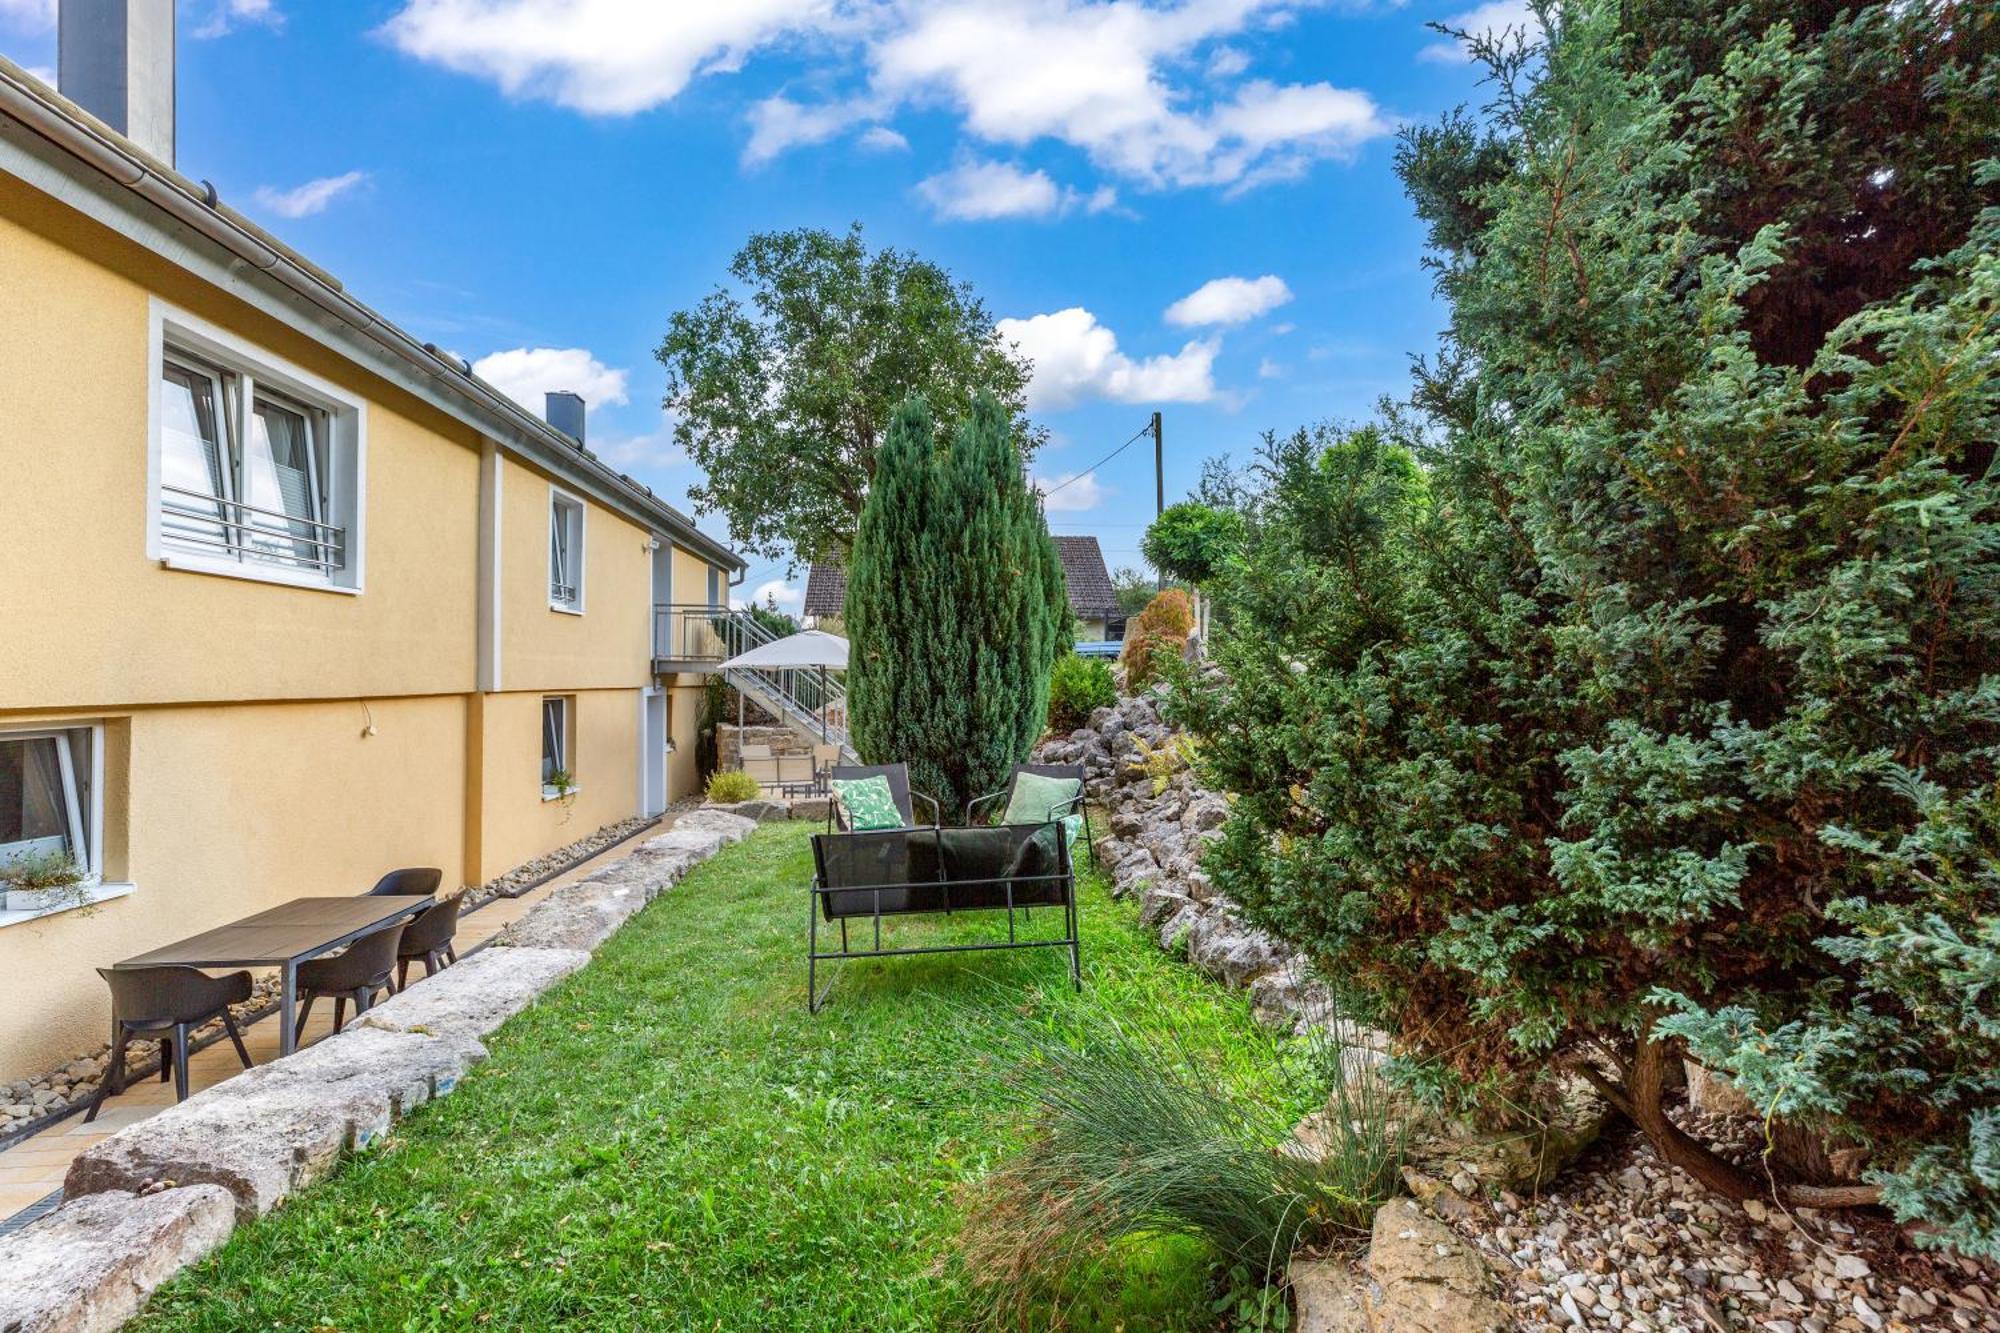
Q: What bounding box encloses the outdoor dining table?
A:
[113,895,434,1057]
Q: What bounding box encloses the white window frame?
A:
[0,724,134,927]
[147,299,368,594]
[541,695,576,799]
[549,486,586,614]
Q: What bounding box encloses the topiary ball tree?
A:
[1141,502,1245,587]
[846,394,1069,818]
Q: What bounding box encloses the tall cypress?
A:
[847,393,1067,818]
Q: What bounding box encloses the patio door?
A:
[640,689,667,818]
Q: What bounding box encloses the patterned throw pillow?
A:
[831,776,904,831]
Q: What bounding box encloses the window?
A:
[151,303,364,591]
[549,490,585,613]
[707,564,721,608]
[0,727,98,882]
[541,696,574,797]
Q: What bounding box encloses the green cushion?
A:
[831,776,903,830]
[1003,771,1083,827]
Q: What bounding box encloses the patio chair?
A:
[395,891,463,988]
[826,763,942,832]
[966,763,1096,867]
[83,965,254,1120]
[807,819,1080,1012]
[364,867,443,897]
[292,921,407,1042]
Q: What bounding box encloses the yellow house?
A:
[0,39,743,1081]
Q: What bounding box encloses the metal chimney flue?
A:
[545,391,586,446]
[58,0,176,167]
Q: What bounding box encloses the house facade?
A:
[0,41,740,1080]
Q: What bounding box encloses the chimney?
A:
[59,0,176,167]
[544,391,586,445]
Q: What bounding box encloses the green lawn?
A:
[136,821,1317,1332]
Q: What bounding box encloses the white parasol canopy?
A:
[718,629,849,671]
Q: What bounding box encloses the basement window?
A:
[150,302,365,592]
[541,696,576,799]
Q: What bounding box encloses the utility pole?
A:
[1151,410,1164,588]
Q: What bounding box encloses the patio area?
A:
[0,818,674,1229]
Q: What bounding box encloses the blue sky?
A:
[1,0,1526,608]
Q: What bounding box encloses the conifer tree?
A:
[847,395,1068,816]
[1178,0,2000,1252]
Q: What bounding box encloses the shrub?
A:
[1046,653,1116,735]
[1141,502,1245,587]
[705,770,761,804]
[958,1014,1398,1324]
[846,395,1069,818]
[1175,2,2000,1250]
[1118,588,1195,690]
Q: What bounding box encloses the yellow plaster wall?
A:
[665,678,707,801]
[0,696,467,1080]
[497,455,652,693]
[0,199,481,711]
[465,687,641,883]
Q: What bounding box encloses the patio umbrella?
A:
[718,630,849,741]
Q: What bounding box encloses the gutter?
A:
[0,59,743,574]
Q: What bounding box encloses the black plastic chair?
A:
[365,867,442,897]
[396,892,463,988]
[293,922,406,1042]
[83,966,254,1121]
[826,763,942,831]
[966,763,1096,867]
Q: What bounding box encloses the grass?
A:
[135,821,1325,1332]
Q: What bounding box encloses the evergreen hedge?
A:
[1174,0,2000,1252]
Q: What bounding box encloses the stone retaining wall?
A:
[0,808,757,1333]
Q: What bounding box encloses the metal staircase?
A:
[653,604,858,764]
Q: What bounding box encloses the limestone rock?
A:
[1684,1060,1756,1116]
[1181,794,1230,834]
[1289,1255,1372,1333]
[1185,913,1283,989]
[492,879,647,952]
[786,796,831,822]
[1401,1078,1609,1195]
[1363,1197,1513,1331]
[669,808,758,842]
[714,799,790,822]
[354,946,589,1041]
[0,1186,235,1333]
[1139,883,1194,929]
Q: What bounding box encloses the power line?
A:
[1038,420,1154,501]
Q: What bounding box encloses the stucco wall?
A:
[497,455,654,693]
[666,678,707,802]
[0,696,467,1080]
[466,687,640,883]
[0,193,482,711]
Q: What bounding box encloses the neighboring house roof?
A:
[1054,536,1121,617]
[0,58,743,573]
[802,564,847,619]
[806,536,1120,620]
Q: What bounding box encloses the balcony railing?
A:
[160,484,345,575]
[652,603,739,663]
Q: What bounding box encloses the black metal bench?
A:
[807,821,1081,1012]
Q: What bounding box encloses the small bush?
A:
[0,849,85,891]
[705,770,761,804]
[1047,653,1117,735]
[1119,588,1195,690]
[958,1012,1399,1324]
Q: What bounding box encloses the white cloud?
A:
[251,170,368,219]
[914,159,1116,222]
[192,0,282,38]
[1165,273,1292,327]
[470,346,630,416]
[1257,357,1285,380]
[1419,0,1540,62]
[1033,471,1111,513]
[0,0,53,31]
[856,124,909,152]
[379,0,1392,194]
[997,307,1217,411]
[377,0,839,117]
[745,578,804,611]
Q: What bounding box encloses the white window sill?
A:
[541,786,581,802]
[162,555,360,596]
[549,602,585,616]
[0,881,134,929]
